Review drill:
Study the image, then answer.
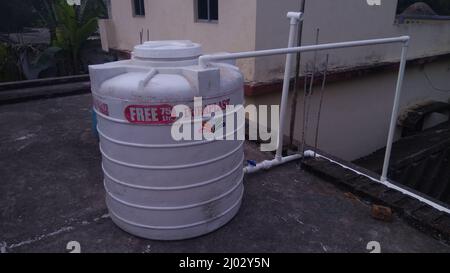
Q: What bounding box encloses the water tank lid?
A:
[133,40,203,59]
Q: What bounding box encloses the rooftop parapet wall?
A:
[253,0,450,83]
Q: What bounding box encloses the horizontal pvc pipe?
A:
[199,36,410,67]
[243,154,302,174]
[303,150,450,215]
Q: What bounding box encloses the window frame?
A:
[195,0,218,23]
[132,0,146,17]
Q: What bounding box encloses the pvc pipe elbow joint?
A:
[287,12,303,23]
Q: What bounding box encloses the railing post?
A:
[380,39,410,182]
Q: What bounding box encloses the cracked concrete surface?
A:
[0,94,449,253]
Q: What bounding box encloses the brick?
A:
[411,205,445,224]
[432,215,450,234]
[394,196,425,213]
[380,189,407,210]
[371,205,393,222]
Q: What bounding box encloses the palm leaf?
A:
[75,17,98,52]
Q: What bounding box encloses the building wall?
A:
[100,0,450,83]
[246,57,450,161]
[251,0,450,82]
[104,0,258,80]
[299,0,450,72]
[253,0,301,83]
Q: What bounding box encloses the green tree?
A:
[24,0,106,75]
[0,0,106,80]
[29,0,59,42]
[28,0,106,42]
[0,43,24,81]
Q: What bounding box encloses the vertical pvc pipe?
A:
[380,41,409,182]
[276,12,302,160]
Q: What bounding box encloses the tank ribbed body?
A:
[89,41,244,240]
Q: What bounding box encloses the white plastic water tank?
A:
[89,40,245,240]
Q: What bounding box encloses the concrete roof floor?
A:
[0,94,449,253]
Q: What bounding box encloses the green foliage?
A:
[397,0,450,15]
[0,41,62,81]
[1,0,105,78]
[0,43,24,82]
[26,0,104,75]
[51,0,103,74]
[28,0,59,41]
[20,46,63,80]
[0,0,107,81]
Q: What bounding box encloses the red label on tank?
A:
[93,99,109,116]
[124,104,175,125]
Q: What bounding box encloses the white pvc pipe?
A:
[380,42,409,182]
[213,12,409,180]
[199,36,410,68]
[244,154,302,174]
[276,12,303,160]
[304,150,450,215]
[201,35,409,177]
[243,12,304,175]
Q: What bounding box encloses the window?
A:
[132,0,145,17]
[196,0,218,22]
[396,0,450,16]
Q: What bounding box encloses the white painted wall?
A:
[253,0,301,83]
[299,0,450,73]
[246,58,450,161]
[250,0,450,82]
[104,0,258,80]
